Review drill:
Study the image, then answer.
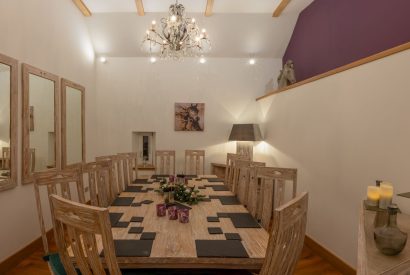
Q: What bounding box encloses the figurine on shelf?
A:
[277,60,296,89]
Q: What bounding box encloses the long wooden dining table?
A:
[103,175,269,270]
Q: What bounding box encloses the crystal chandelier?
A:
[142,1,211,60]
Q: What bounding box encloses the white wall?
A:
[0,0,96,262]
[95,57,281,173]
[258,49,410,267]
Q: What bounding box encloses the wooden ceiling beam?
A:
[205,0,214,17]
[135,0,145,16]
[273,0,291,17]
[72,0,92,17]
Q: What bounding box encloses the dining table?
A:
[103,175,269,270]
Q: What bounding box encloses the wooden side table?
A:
[211,163,226,179]
[137,164,155,179]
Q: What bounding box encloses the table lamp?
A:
[228,124,262,160]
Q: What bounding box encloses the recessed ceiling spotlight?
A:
[249,58,256,65]
[99,56,107,63]
[199,57,206,64]
[150,57,157,63]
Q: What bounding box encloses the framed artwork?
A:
[174,103,205,131]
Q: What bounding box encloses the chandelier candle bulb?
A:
[379,182,394,209]
[366,186,380,207]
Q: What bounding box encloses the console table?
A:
[357,205,410,274]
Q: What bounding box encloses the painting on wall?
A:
[174,103,205,131]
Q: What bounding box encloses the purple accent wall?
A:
[283,0,410,82]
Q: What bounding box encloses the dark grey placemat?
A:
[130,216,144,223]
[140,232,156,240]
[398,192,410,198]
[112,221,130,228]
[211,196,240,205]
[228,213,261,228]
[109,213,124,225]
[202,198,211,202]
[112,197,134,206]
[225,233,242,240]
[125,186,143,192]
[141,200,154,205]
[167,202,192,210]
[210,185,229,191]
[207,178,225,183]
[104,240,153,257]
[131,202,142,207]
[151,174,169,179]
[198,186,206,189]
[133,179,150,184]
[128,227,144,234]
[208,227,223,234]
[216,212,231,218]
[207,217,220,222]
[195,240,249,258]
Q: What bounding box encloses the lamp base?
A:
[236,141,253,161]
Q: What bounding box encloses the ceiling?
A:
[83,0,315,58]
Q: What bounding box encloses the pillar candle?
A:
[367,186,380,207]
[379,182,394,209]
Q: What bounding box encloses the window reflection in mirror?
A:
[65,86,83,165]
[0,63,11,182]
[28,74,56,172]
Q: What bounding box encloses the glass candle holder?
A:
[379,182,394,209]
[367,186,380,207]
[168,206,178,220]
[156,203,166,217]
[178,208,190,223]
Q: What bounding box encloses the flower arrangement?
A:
[156,182,206,205]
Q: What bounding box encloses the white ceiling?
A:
[83,0,315,58]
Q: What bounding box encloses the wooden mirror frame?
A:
[0,53,18,191]
[22,64,60,184]
[61,78,85,168]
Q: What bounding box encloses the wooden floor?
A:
[5,241,342,275]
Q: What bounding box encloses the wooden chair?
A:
[155,150,175,175]
[185,150,205,175]
[96,155,124,199]
[33,169,85,255]
[81,161,111,207]
[126,152,139,181]
[1,147,10,169]
[49,194,121,275]
[248,166,298,230]
[233,160,265,205]
[225,153,250,190]
[259,192,308,275]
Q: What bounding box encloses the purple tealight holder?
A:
[178,208,190,223]
[168,206,178,220]
[156,203,166,217]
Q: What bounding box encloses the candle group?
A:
[366,182,394,209]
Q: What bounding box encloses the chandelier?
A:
[142,1,211,60]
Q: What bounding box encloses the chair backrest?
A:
[259,192,308,275]
[225,153,250,190]
[155,150,175,175]
[96,155,124,198]
[1,147,10,169]
[117,153,131,187]
[126,152,138,181]
[185,150,205,175]
[81,161,111,207]
[233,160,265,205]
[30,148,36,172]
[49,194,121,275]
[248,166,298,230]
[33,169,85,254]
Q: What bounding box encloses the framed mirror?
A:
[0,53,17,191]
[61,79,85,168]
[22,64,60,184]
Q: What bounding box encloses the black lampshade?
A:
[228,124,262,141]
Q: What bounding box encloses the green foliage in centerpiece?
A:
[155,182,206,205]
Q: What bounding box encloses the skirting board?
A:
[305,235,356,275]
[0,229,53,274]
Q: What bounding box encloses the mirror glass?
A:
[0,63,11,182]
[29,74,56,172]
[66,86,82,165]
